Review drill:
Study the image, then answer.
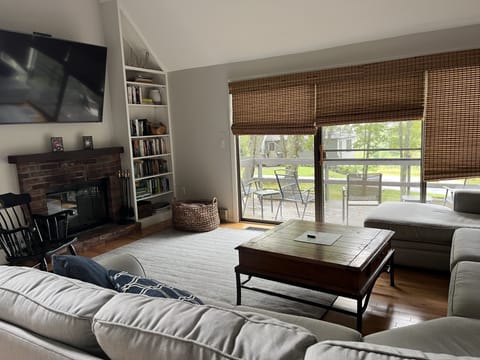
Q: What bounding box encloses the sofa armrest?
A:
[454,190,480,214]
[305,340,480,360]
[96,253,146,277]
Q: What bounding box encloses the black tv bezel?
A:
[0,28,108,125]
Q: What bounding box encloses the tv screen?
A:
[0,29,107,124]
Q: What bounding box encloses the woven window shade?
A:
[230,49,480,135]
[230,83,315,135]
[424,66,480,181]
[315,62,425,126]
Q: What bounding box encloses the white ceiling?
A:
[119,0,480,72]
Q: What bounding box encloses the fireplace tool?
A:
[118,169,135,223]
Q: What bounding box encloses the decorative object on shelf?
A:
[172,198,220,232]
[125,41,150,68]
[118,169,135,224]
[50,137,64,152]
[82,136,94,150]
[150,89,161,104]
[151,122,167,135]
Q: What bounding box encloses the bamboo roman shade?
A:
[424,66,480,181]
[230,79,315,135]
[314,61,425,126]
[229,49,480,180]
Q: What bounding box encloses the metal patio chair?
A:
[242,178,280,219]
[342,173,382,225]
[274,169,314,220]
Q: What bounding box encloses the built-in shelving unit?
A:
[101,0,175,226]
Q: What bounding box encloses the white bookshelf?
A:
[101,0,175,224]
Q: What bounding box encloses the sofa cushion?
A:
[448,261,480,319]
[93,293,317,360]
[364,202,480,246]
[0,266,116,355]
[0,320,102,360]
[226,303,361,342]
[52,255,114,289]
[453,190,480,214]
[305,341,479,360]
[364,317,480,357]
[108,270,203,305]
[450,228,480,270]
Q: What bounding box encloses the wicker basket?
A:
[172,197,220,232]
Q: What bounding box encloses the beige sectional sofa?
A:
[1,235,480,359]
[364,190,480,271]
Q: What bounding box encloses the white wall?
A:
[168,24,480,222]
[0,0,116,194]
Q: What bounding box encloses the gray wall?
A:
[168,24,480,222]
[0,0,116,194]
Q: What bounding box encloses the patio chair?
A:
[274,170,314,220]
[241,178,280,219]
[0,192,77,271]
[342,173,382,225]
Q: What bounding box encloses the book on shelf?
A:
[135,177,170,197]
[131,138,168,157]
[133,158,168,178]
[126,85,144,104]
[134,75,153,83]
[130,118,150,136]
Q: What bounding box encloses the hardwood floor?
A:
[79,221,450,335]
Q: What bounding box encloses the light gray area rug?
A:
[94,227,336,319]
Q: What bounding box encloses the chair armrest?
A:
[454,190,480,214]
[302,188,314,202]
[33,210,75,244]
[33,210,74,221]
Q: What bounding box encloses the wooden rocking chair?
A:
[0,192,77,271]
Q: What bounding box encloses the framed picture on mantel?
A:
[50,137,64,152]
[83,136,94,150]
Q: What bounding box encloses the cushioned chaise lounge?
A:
[364,190,480,271]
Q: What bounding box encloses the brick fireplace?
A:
[8,147,125,228]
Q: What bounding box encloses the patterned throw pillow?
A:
[108,270,204,305]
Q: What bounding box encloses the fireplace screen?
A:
[46,179,109,234]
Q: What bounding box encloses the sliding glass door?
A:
[237,120,427,225]
[321,120,422,226]
[238,134,316,222]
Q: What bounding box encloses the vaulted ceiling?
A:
[119,0,480,72]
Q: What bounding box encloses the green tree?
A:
[240,135,264,180]
[353,123,389,175]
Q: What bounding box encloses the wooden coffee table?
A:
[235,220,395,331]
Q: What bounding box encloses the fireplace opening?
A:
[46,179,110,235]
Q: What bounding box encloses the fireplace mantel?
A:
[9,146,124,220]
[8,146,124,164]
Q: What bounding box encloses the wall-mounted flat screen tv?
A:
[0,29,107,124]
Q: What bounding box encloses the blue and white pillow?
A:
[108,270,203,305]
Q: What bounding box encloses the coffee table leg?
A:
[389,252,395,287]
[356,299,363,332]
[235,270,242,305]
